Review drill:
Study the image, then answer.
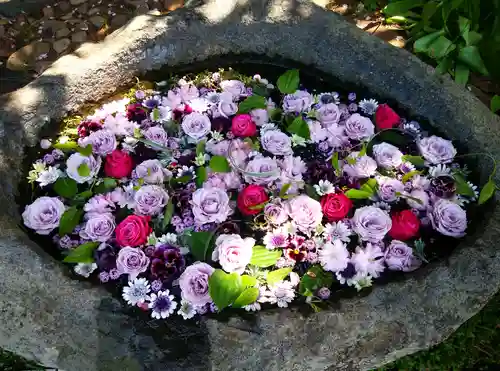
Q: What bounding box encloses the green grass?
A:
[379,291,500,370]
[1,292,499,370]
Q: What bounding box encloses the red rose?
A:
[231,114,257,137]
[237,185,269,216]
[104,150,133,178]
[115,215,152,247]
[321,193,353,222]
[389,210,420,241]
[375,104,401,130]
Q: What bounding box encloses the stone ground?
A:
[0,0,408,95]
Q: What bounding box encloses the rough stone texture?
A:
[0,0,500,370]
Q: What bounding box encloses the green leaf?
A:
[195,166,207,188]
[248,201,268,211]
[196,140,206,156]
[363,178,378,192]
[402,155,425,167]
[414,30,444,53]
[382,0,422,16]
[491,95,500,113]
[162,198,174,229]
[152,108,160,121]
[94,177,118,194]
[331,152,340,175]
[208,270,243,310]
[172,175,192,185]
[209,156,231,173]
[305,184,320,200]
[59,206,83,236]
[455,63,470,86]
[458,16,471,44]
[345,189,373,200]
[232,287,260,308]
[250,245,282,268]
[478,179,496,205]
[287,116,310,140]
[299,265,333,295]
[427,35,456,59]
[63,241,100,263]
[358,143,368,157]
[465,31,482,46]
[435,56,453,75]
[458,46,489,76]
[237,95,267,113]
[402,170,422,183]
[267,267,293,286]
[73,190,93,204]
[277,69,300,94]
[279,183,291,198]
[454,173,475,197]
[269,108,283,122]
[77,163,90,177]
[53,177,78,198]
[53,141,78,151]
[187,231,213,261]
[241,275,257,288]
[77,144,93,157]
[421,1,438,25]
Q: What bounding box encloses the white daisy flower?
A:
[318,239,350,272]
[260,122,277,134]
[323,221,352,242]
[148,290,178,319]
[210,130,224,142]
[314,179,335,196]
[358,98,379,115]
[467,181,479,200]
[336,268,370,288]
[429,164,451,178]
[36,167,63,187]
[177,299,197,320]
[74,263,98,278]
[122,278,151,305]
[244,302,262,312]
[157,233,178,246]
[372,201,391,212]
[264,281,295,308]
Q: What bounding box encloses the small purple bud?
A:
[317,287,331,300]
[348,92,356,101]
[135,90,146,99]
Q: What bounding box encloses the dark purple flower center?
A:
[153,295,172,312]
[339,262,356,279]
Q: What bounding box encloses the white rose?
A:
[372,142,403,169]
[181,112,211,141]
[212,234,255,274]
[66,153,102,184]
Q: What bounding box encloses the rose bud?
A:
[375,104,401,130]
[237,184,269,216]
[388,210,420,241]
[104,149,134,178]
[320,193,353,222]
[231,114,257,137]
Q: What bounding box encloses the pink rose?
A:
[231,114,257,137]
[212,234,255,274]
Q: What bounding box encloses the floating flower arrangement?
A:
[22,68,495,319]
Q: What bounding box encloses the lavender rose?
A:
[308,120,328,143]
[372,142,403,169]
[326,124,349,149]
[385,240,422,272]
[282,90,313,113]
[250,108,269,126]
[66,153,102,183]
[264,200,289,225]
[243,156,280,185]
[83,213,115,242]
[179,83,199,102]
[344,113,375,141]
[377,176,405,203]
[22,196,66,235]
[134,185,169,216]
[142,126,169,147]
[116,246,150,280]
[133,159,169,184]
[261,130,293,156]
[407,189,429,210]
[429,199,467,237]
[317,103,341,127]
[220,80,246,99]
[352,206,392,242]
[212,234,255,274]
[79,129,117,156]
[181,112,211,141]
[286,195,323,233]
[190,187,232,224]
[84,194,115,215]
[417,135,457,164]
[178,262,215,306]
[218,101,238,118]
[343,152,378,179]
